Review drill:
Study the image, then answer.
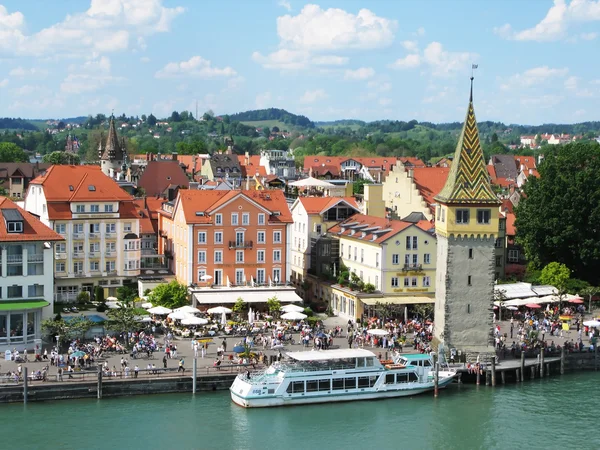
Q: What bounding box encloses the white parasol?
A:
[281,311,307,320]
[583,320,600,328]
[147,306,172,315]
[174,305,200,314]
[207,306,232,314]
[106,296,118,302]
[168,311,189,320]
[289,176,335,188]
[367,329,389,336]
[281,304,305,313]
[199,274,213,282]
[248,307,254,325]
[181,316,208,326]
[141,302,153,309]
[106,301,121,309]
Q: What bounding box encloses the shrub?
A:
[303,307,314,317]
[363,283,376,293]
[94,286,104,303]
[96,303,107,313]
[77,291,90,305]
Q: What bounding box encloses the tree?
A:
[263,127,271,138]
[42,151,80,165]
[94,286,105,303]
[117,284,138,305]
[147,114,157,126]
[515,142,600,285]
[232,297,248,320]
[67,316,94,340]
[41,318,70,348]
[106,307,139,347]
[0,142,28,162]
[581,286,600,314]
[494,288,507,321]
[267,296,281,318]
[539,262,571,308]
[148,281,188,308]
[353,178,372,195]
[170,111,181,122]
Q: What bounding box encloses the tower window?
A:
[467,304,471,314]
[456,209,470,224]
[468,275,472,286]
[477,209,491,224]
[468,248,473,259]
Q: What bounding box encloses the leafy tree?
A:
[266,296,281,317]
[539,262,571,307]
[232,297,248,320]
[42,151,80,165]
[170,111,181,122]
[66,316,94,340]
[0,142,28,162]
[581,286,600,313]
[41,318,70,348]
[106,306,140,347]
[94,286,105,303]
[147,114,157,126]
[117,284,138,305]
[353,178,372,195]
[148,281,188,308]
[263,127,271,138]
[515,142,600,285]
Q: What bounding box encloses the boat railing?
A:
[274,361,363,373]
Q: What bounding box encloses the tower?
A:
[433,78,500,354]
[98,116,126,177]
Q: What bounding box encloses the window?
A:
[468,275,472,286]
[392,254,399,265]
[257,250,265,263]
[495,238,503,248]
[258,213,265,225]
[55,262,65,272]
[376,253,379,268]
[197,270,206,283]
[411,277,418,287]
[124,222,132,232]
[360,249,364,263]
[73,242,84,254]
[404,277,410,287]
[104,205,114,212]
[105,261,115,272]
[215,214,222,225]
[423,276,431,287]
[273,268,281,284]
[198,232,207,244]
[214,232,223,244]
[198,251,206,264]
[353,247,357,261]
[256,269,265,284]
[105,223,116,234]
[7,285,22,298]
[499,219,506,230]
[73,261,83,273]
[214,250,222,263]
[90,205,99,213]
[7,222,23,233]
[273,250,281,262]
[55,223,66,234]
[273,231,282,243]
[257,231,265,244]
[235,231,244,246]
[496,256,502,267]
[76,205,85,213]
[242,213,250,225]
[55,243,66,253]
[89,261,99,271]
[231,213,238,226]
[468,248,474,259]
[236,250,244,263]
[412,254,418,265]
[347,245,351,259]
[456,209,472,225]
[477,209,491,224]
[424,253,431,264]
[73,223,84,234]
[106,242,116,252]
[89,243,100,252]
[316,224,322,234]
[391,277,399,288]
[235,269,244,285]
[508,250,519,263]
[89,223,100,233]
[27,284,44,298]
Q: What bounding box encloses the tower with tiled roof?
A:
[433,78,500,354]
[99,116,126,177]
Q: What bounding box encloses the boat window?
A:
[287,381,305,393]
[423,359,432,367]
[358,377,370,388]
[356,357,365,368]
[306,380,318,392]
[369,376,378,387]
[397,373,408,383]
[318,380,331,391]
[398,358,409,366]
[385,374,395,384]
[332,379,344,390]
[345,378,356,389]
[408,372,419,382]
[366,358,375,367]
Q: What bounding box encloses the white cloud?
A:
[60,55,121,94]
[226,76,245,90]
[278,0,292,11]
[564,75,579,89]
[401,40,418,52]
[520,95,564,107]
[422,86,452,104]
[367,80,392,92]
[12,85,48,96]
[415,27,425,36]
[254,5,396,70]
[0,79,8,88]
[500,66,569,90]
[300,88,328,104]
[0,0,184,57]
[255,91,272,109]
[140,56,151,63]
[344,67,375,80]
[155,56,237,78]
[378,97,392,106]
[495,0,600,42]
[8,66,48,78]
[580,31,598,40]
[390,53,420,69]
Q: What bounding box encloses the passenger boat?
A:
[230,348,457,408]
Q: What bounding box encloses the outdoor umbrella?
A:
[174,305,200,314]
[168,311,188,320]
[525,303,542,309]
[141,302,153,309]
[181,316,208,326]
[199,274,213,282]
[106,302,121,309]
[281,311,307,320]
[248,307,254,325]
[71,351,86,358]
[233,345,246,353]
[137,316,152,323]
[569,299,584,304]
[367,329,389,336]
[507,306,518,311]
[583,320,600,328]
[106,296,118,302]
[147,306,172,315]
[288,176,335,188]
[221,311,227,326]
[207,306,232,314]
[281,304,304,313]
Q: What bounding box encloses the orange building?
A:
[159,189,303,305]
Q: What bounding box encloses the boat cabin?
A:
[396,354,433,368]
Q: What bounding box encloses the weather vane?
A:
[471,64,478,80]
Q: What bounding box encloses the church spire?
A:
[434,78,498,205]
[99,115,125,162]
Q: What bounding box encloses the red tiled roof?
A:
[0,196,64,242]
[514,155,537,169]
[238,155,268,178]
[30,165,133,202]
[329,214,432,244]
[500,199,514,214]
[137,160,190,196]
[411,167,450,210]
[298,196,359,214]
[506,212,516,236]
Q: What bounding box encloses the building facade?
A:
[0,197,63,351]
[433,81,501,354]
[259,149,296,179]
[24,165,141,301]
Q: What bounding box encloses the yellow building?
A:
[328,214,436,322]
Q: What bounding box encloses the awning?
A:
[193,289,303,305]
[360,296,434,306]
[0,300,50,311]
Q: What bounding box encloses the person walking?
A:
[57,367,63,382]
[134,365,139,378]
[163,355,168,369]
[222,338,227,353]
[178,358,185,373]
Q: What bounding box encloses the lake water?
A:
[2,372,598,450]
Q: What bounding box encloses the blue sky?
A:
[0,0,598,124]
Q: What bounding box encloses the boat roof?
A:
[285,348,376,361]
[399,354,432,360]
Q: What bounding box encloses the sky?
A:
[0,0,598,124]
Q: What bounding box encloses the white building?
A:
[24,165,141,301]
[0,196,63,352]
[259,149,296,179]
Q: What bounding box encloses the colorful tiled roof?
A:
[0,196,64,242]
[435,82,500,205]
[329,214,433,244]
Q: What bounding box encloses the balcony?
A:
[403,263,423,271]
[89,251,100,258]
[73,252,84,259]
[55,253,67,260]
[105,251,117,257]
[106,270,118,276]
[105,232,116,239]
[89,233,100,240]
[228,240,253,249]
[6,255,23,264]
[73,232,84,239]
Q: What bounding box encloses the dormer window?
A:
[3,209,24,233]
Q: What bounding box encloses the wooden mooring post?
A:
[476,366,481,385]
[546,363,550,376]
[520,352,525,382]
[97,365,103,399]
[500,370,506,385]
[491,357,496,387]
[434,362,439,398]
[560,346,565,375]
[192,357,197,395]
[540,348,545,377]
[595,344,598,372]
[23,367,28,405]
[530,365,535,380]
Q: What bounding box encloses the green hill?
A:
[228,108,314,128]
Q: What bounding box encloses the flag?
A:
[472,64,479,69]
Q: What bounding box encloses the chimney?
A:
[408,168,414,179]
[363,184,385,218]
[520,164,524,171]
[245,151,250,166]
[529,169,533,175]
[246,176,250,190]
[172,152,178,162]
